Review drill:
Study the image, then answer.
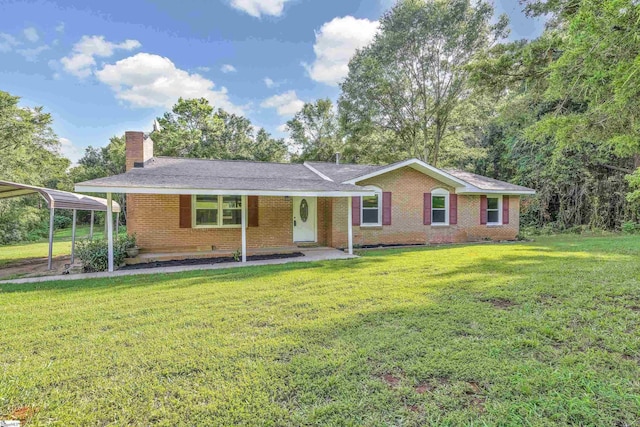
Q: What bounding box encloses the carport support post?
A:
[71,209,77,264]
[89,211,94,239]
[47,206,55,270]
[347,196,353,255]
[106,192,114,272]
[241,195,247,263]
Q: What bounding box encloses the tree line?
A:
[1,0,638,244]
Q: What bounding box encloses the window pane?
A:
[432,209,446,223]
[362,208,379,224]
[488,210,499,223]
[223,209,242,225]
[362,195,378,208]
[222,196,242,209]
[487,197,498,210]
[196,209,218,225]
[196,195,218,210]
[432,196,445,209]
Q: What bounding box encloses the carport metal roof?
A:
[0,180,121,212]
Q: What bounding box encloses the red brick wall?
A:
[326,167,520,248]
[128,194,295,252]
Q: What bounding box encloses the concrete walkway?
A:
[0,248,357,285]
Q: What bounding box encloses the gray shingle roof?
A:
[76,157,366,193]
[75,156,534,195]
[304,161,388,182]
[443,169,535,192]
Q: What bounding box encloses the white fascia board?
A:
[303,162,334,181]
[74,185,376,198]
[455,189,536,196]
[343,158,469,188]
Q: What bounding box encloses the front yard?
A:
[1,235,639,425]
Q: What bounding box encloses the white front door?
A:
[293,196,317,242]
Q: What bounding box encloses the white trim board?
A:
[303,162,334,181]
[342,158,469,188]
[74,185,376,198]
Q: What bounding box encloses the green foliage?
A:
[151,98,288,162]
[286,99,342,162]
[0,90,72,243]
[339,0,507,166]
[76,236,132,272]
[2,236,640,424]
[621,221,639,234]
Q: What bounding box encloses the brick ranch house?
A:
[75,131,535,271]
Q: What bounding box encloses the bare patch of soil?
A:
[484,297,516,309]
[381,373,401,387]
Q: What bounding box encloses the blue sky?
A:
[0,0,546,164]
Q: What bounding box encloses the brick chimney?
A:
[125,131,154,171]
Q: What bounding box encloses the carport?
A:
[0,180,121,270]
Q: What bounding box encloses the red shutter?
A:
[450,194,458,225]
[424,193,432,225]
[382,192,392,225]
[248,196,259,227]
[480,195,488,225]
[502,195,510,225]
[179,195,192,228]
[352,197,361,226]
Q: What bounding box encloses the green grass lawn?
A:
[1,235,640,425]
[0,226,124,267]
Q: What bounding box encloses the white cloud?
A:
[23,27,39,43]
[195,66,211,72]
[59,137,84,165]
[229,0,292,17]
[95,52,243,113]
[55,22,65,33]
[17,45,50,61]
[220,64,237,73]
[276,123,288,133]
[61,35,141,78]
[261,90,304,116]
[305,16,379,86]
[0,33,20,53]
[264,77,276,88]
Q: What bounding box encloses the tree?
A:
[0,90,70,243]
[286,99,342,162]
[151,98,289,162]
[339,0,507,166]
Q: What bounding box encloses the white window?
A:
[361,186,382,226]
[431,189,449,226]
[193,195,242,228]
[487,196,502,225]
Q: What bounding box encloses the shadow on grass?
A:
[2,237,637,296]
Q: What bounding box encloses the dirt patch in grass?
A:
[381,373,401,387]
[7,406,38,423]
[484,297,517,309]
[121,252,304,270]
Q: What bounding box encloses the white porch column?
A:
[347,196,353,255]
[47,206,55,270]
[106,192,114,272]
[89,211,94,239]
[241,195,247,263]
[71,209,77,264]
